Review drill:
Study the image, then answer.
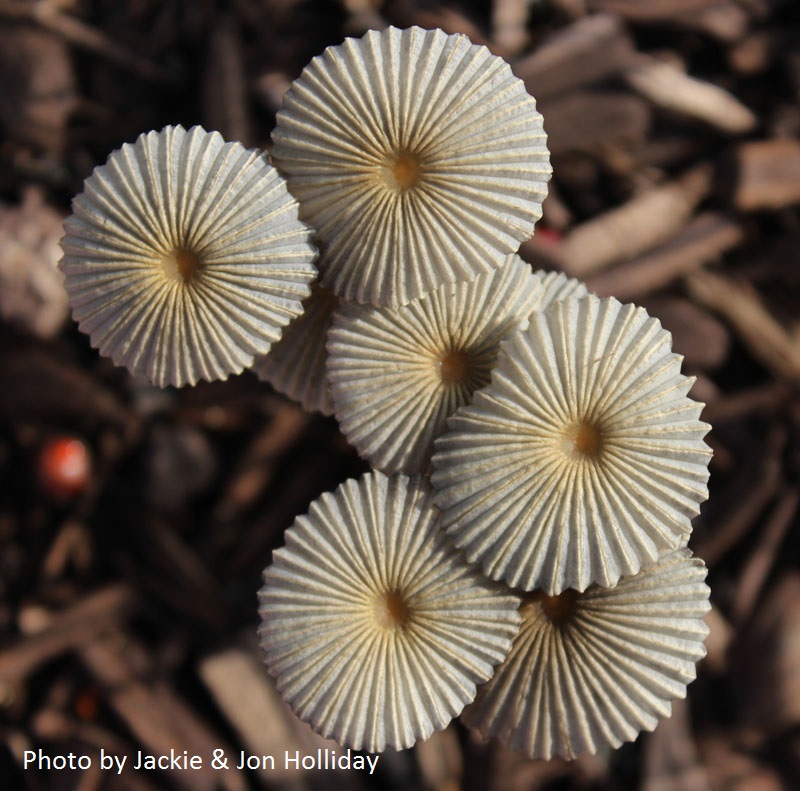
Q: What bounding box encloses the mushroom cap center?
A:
[439,349,472,384]
[525,590,579,627]
[563,420,604,460]
[387,152,421,191]
[163,247,202,283]
[375,590,412,630]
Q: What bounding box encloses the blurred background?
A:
[1,0,799,789]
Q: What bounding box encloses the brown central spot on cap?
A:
[390,153,420,190]
[563,421,604,460]
[375,590,411,630]
[539,590,578,624]
[383,150,422,192]
[163,247,202,283]
[525,590,579,627]
[439,349,472,384]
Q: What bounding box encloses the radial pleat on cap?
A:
[532,270,589,307]
[432,294,712,594]
[463,548,711,759]
[253,284,338,415]
[59,125,317,387]
[259,471,521,752]
[272,26,551,307]
[328,259,587,473]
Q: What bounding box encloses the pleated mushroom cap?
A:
[253,284,338,415]
[59,125,317,387]
[259,471,521,752]
[272,26,551,307]
[432,294,712,594]
[328,259,586,473]
[532,270,589,307]
[463,548,711,760]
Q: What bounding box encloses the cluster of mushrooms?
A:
[59,27,712,759]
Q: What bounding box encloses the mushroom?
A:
[327,259,587,473]
[49,26,717,764]
[253,284,339,415]
[59,125,317,387]
[271,26,551,306]
[258,470,521,752]
[463,548,711,759]
[432,294,713,593]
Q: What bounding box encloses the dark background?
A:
[1,1,799,789]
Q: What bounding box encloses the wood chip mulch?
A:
[1,1,799,789]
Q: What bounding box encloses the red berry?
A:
[534,225,563,245]
[37,437,91,501]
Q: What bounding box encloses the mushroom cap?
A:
[463,548,711,760]
[272,26,551,307]
[531,269,589,307]
[432,294,712,594]
[258,471,521,752]
[327,259,586,473]
[59,125,317,387]
[253,284,339,415]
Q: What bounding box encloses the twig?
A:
[587,0,740,19]
[729,31,776,76]
[624,54,757,134]
[641,296,730,370]
[730,573,800,734]
[548,0,588,17]
[225,448,353,575]
[693,425,785,565]
[586,212,743,300]
[40,520,92,579]
[386,1,493,48]
[701,381,792,424]
[79,631,245,791]
[540,90,650,156]
[643,698,710,791]
[213,403,309,523]
[725,139,800,210]
[731,486,799,626]
[541,181,573,230]
[672,3,749,42]
[416,726,463,791]
[557,164,714,278]
[492,0,530,57]
[0,585,137,685]
[686,269,800,382]
[199,640,356,791]
[33,709,160,791]
[702,604,733,675]
[512,14,635,101]
[203,12,252,147]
